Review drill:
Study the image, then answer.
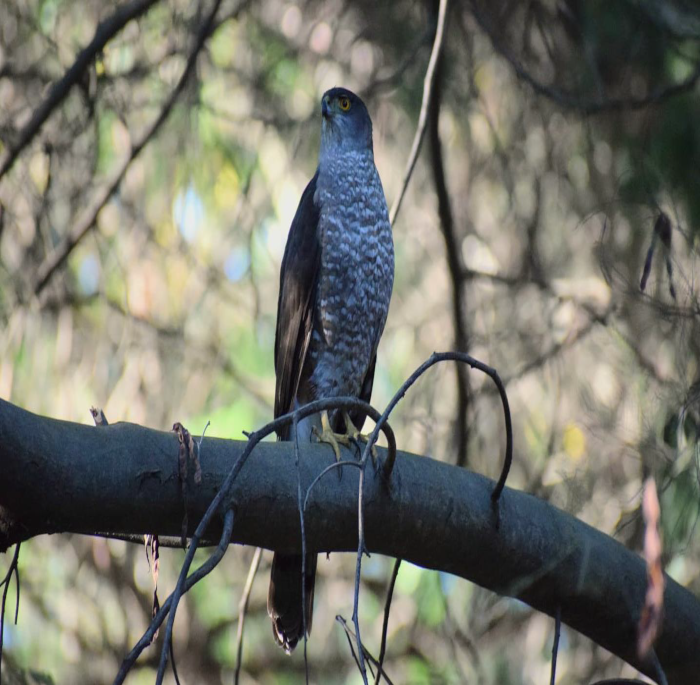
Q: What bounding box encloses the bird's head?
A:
[319,87,373,158]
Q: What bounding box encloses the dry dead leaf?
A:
[637,477,664,659]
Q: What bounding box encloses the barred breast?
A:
[309,148,394,401]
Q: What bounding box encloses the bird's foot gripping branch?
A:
[0,373,697,684]
[0,349,515,685]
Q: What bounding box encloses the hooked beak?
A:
[321,96,331,119]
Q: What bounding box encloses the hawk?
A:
[267,87,394,652]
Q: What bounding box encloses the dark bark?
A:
[0,398,698,684]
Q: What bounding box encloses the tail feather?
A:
[267,552,317,653]
[268,411,320,651]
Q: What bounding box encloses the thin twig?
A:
[293,411,311,685]
[170,641,182,685]
[337,615,364,675]
[116,395,387,683]
[343,349,511,685]
[375,559,401,685]
[389,0,449,226]
[336,616,395,685]
[95,532,223,547]
[351,462,369,684]
[233,546,262,685]
[550,605,561,685]
[339,616,376,681]
[117,351,502,683]
[303,460,363,511]
[11,563,19,626]
[90,406,109,426]
[363,351,512,502]
[0,543,22,685]
[113,508,234,685]
[0,0,160,180]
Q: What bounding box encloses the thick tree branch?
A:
[1,399,699,684]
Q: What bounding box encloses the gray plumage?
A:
[267,87,394,653]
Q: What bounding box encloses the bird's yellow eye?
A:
[339,97,351,111]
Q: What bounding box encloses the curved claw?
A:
[348,436,363,459]
[312,424,342,462]
[313,411,382,483]
[312,411,346,480]
[340,412,380,466]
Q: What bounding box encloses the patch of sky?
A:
[79,255,100,295]
[439,571,456,595]
[224,247,250,282]
[173,184,204,243]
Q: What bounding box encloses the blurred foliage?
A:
[1,0,700,683]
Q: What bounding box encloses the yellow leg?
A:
[312,411,378,464]
[340,411,379,465]
[312,411,344,462]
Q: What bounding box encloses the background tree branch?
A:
[0,398,698,685]
[427,50,471,468]
[0,0,161,181]
[31,0,234,298]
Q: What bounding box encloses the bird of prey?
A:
[267,87,394,653]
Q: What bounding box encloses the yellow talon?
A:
[312,411,379,466]
[312,411,344,462]
[340,411,379,465]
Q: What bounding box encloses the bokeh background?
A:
[1,0,699,683]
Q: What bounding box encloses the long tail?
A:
[267,552,317,653]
